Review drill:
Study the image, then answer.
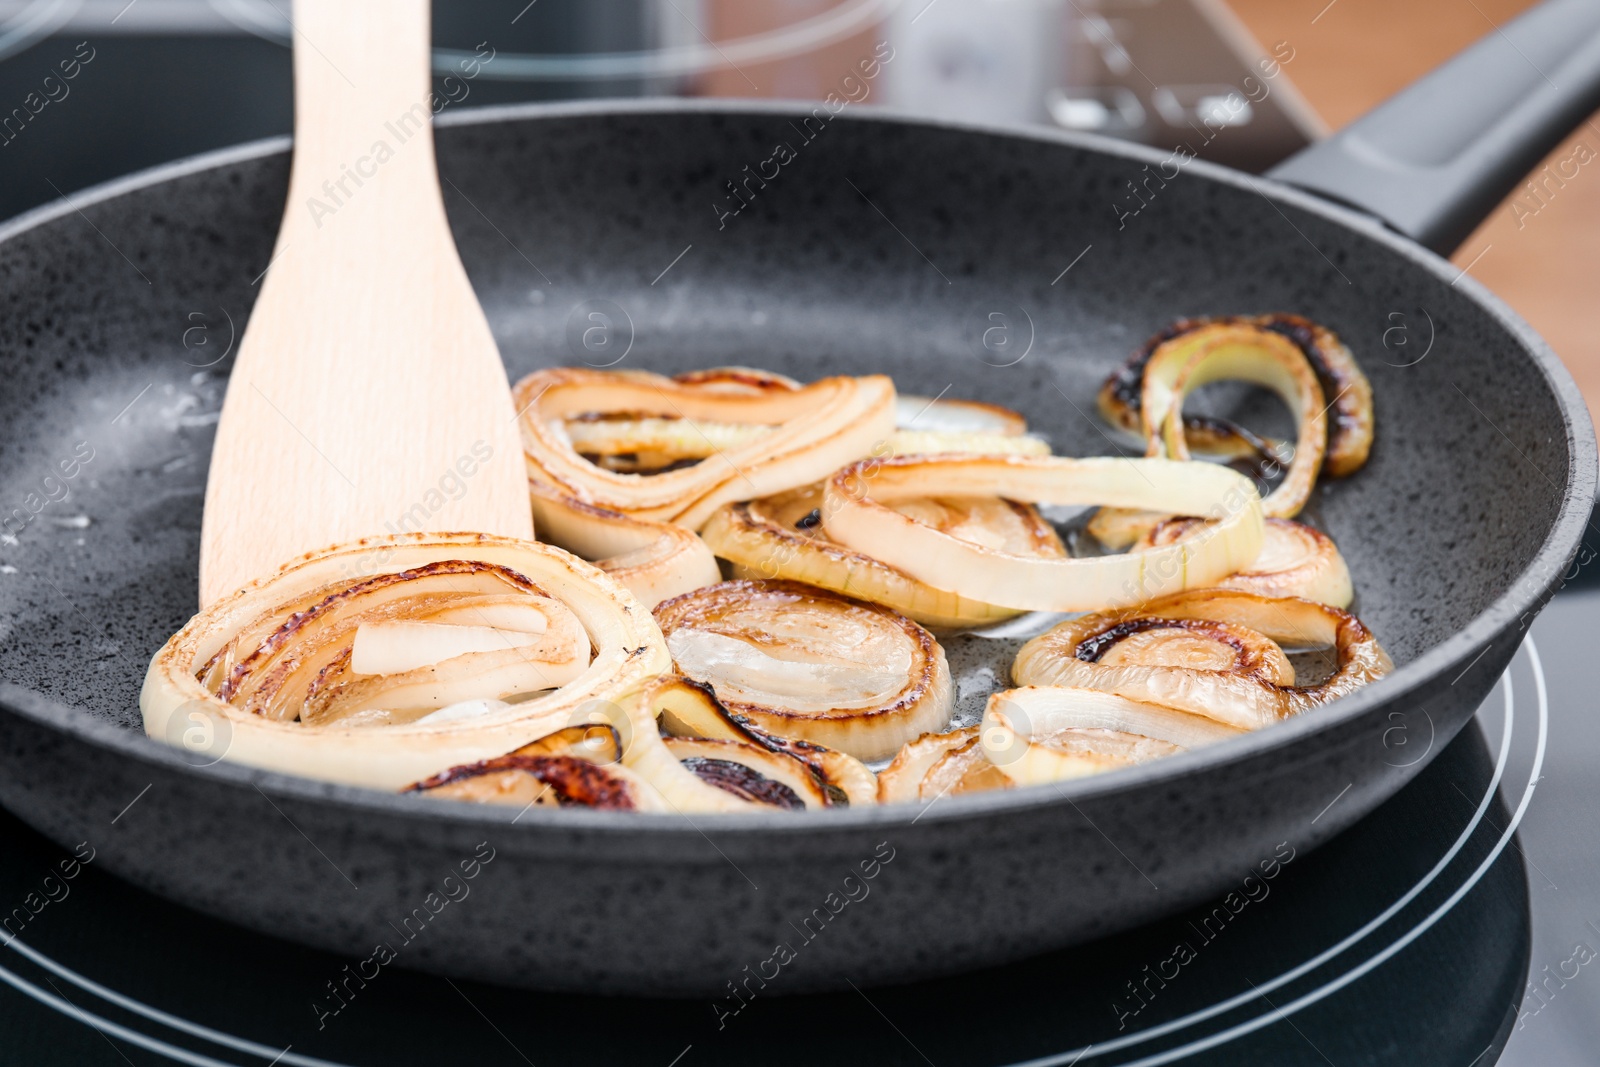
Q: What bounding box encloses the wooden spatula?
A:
[199,0,532,607]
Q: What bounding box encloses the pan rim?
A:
[0,98,1592,836]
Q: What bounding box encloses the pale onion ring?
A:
[652,580,954,762]
[514,367,896,529]
[980,686,1241,786]
[141,533,702,794]
[1136,516,1353,607]
[1097,313,1373,477]
[646,674,878,806]
[820,455,1265,612]
[1011,588,1392,731]
[700,482,1065,629]
[876,726,1012,804]
[527,480,720,609]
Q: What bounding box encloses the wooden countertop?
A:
[1228,0,1600,425]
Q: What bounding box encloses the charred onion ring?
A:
[646,674,878,805]
[141,533,703,793]
[700,482,1066,629]
[820,455,1264,612]
[1090,316,1373,548]
[1098,313,1373,477]
[1135,516,1353,606]
[664,736,832,810]
[1012,588,1391,731]
[653,580,953,762]
[514,367,895,530]
[407,725,659,810]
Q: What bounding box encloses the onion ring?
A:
[1012,588,1392,731]
[700,482,1065,629]
[1135,516,1353,606]
[821,455,1264,612]
[527,480,720,608]
[653,580,953,762]
[143,533,685,792]
[876,726,1012,804]
[980,686,1241,786]
[1097,313,1373,476]
[514,367,896,529]
[646,674,878,806]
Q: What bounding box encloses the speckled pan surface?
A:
[0,101,1591,995]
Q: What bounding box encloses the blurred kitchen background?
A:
[0,0,1593,425]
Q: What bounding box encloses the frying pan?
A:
[0,1,1595,997]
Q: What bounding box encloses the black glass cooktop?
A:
[3,574,1596,1066]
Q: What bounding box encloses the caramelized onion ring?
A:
[142,533,684,792]
[1012,589,1392,731]
[821,455,1264,612]
[514,367,895,529]
[653,580,953,761]
[701,483,1065,629]
[1136,516,1353,607]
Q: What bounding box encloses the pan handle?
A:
[1267,0,1600,256]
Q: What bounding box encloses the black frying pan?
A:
[0,1,1595,997]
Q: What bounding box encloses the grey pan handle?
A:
[1268,0,1600,256]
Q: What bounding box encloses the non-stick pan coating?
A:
[0,102,1590,993]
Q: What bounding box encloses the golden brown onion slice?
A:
[821,455,1264,612]
[981,686,1238,785]
[653,580,953,762]
[700,482,1065,629]
[515,367,895,530]
[1012,589,1391,731]
[142,533,683,792]
[1135,517,1353,607]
